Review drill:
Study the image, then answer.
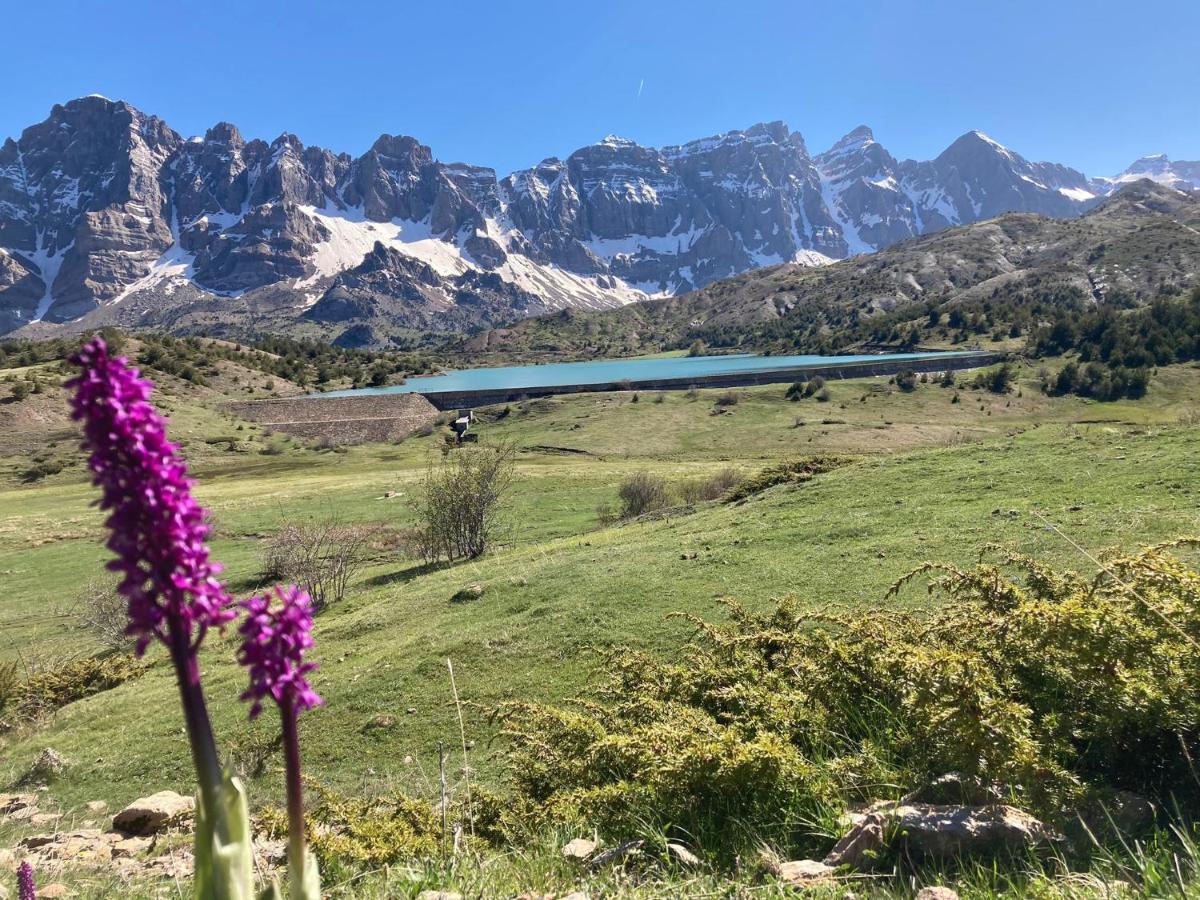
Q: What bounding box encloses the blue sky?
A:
[2,0,1196,177]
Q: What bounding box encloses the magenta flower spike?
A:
[67,337,237,842]
[17,861,34,900]
[238,585,323,898]
[237,585,323,720]
[67,337,236,656]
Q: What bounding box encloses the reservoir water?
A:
[318,350,984,399]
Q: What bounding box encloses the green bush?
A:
[496,540,1200,858]
[724,456,847,502]
[4,655,146,726]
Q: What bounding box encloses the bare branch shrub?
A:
[414,442,517,561]
[676,468,743,505]
[262,518,374,612]
[617,471,670,519]
[66,577,132,652]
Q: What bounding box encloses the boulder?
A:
[916,889,960,900]
[113,791,195,836]
[775,859,837,886]
[415,893,462,900]
[450,583,486,603]
[883,802,1055,858]
[823,812,885,868]
[28,748,69,781]
[85,801,108,815]
[37,886,71,899]
[561,837,598,862]
[0,794,37,815]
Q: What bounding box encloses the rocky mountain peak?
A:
[204,122,244,148]
[0,96,1190,342]
[827,125,876,153]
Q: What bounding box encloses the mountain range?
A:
[464,180,1200,359]
[0,95,1196,344]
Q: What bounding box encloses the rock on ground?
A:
[113,790,195,836]
[823,812,885,868]
[916,888,960,900]
[561,837,599,861]
[775,859,837,886]
[877,802,1055,858]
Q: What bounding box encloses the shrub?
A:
[617,471,670,519]
[785,382,805,401]
[973,362,1014,394]
[895,369,918,392]
[497,540,1200,856]
[21,460,64,482]
[713,391,739,408]
[676,468,743,505]
[724,456,847,502]
[3,655,146,727]
[814,387,831,402]
[66,577,132,652]
[9,381,31,402]
[414,442,516,561]
[263,519,374,612]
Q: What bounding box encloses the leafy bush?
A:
[1048,360,1151,401]
[2,655,145,727]
[972,363,1015,394]
[257,783,507,868]
[21,459,64,482]
[616,471,670,519]
[496,540,1200,857]
[414,443,516,561]
[895,369,918,392]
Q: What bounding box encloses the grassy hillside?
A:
[3,352,1200,896]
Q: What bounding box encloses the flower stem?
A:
[168,617,229,844]
[281,693,307,870]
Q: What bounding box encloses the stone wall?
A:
[225,392,439,445]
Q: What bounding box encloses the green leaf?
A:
[193,771,257,899]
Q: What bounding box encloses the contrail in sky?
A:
[637,78,644,100]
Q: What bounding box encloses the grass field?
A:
[2,358,1200,896]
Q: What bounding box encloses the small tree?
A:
[415,442,516,561]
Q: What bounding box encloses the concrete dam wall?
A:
[417,351,1005,410]
[224,351,1004,442]
[225,392,439,444]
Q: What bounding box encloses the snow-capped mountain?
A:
[0,96,1191,340]
[1097,155,1200,193]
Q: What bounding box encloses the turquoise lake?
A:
[319,350,982,398]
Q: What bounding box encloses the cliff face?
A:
[3,96,1179,343]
